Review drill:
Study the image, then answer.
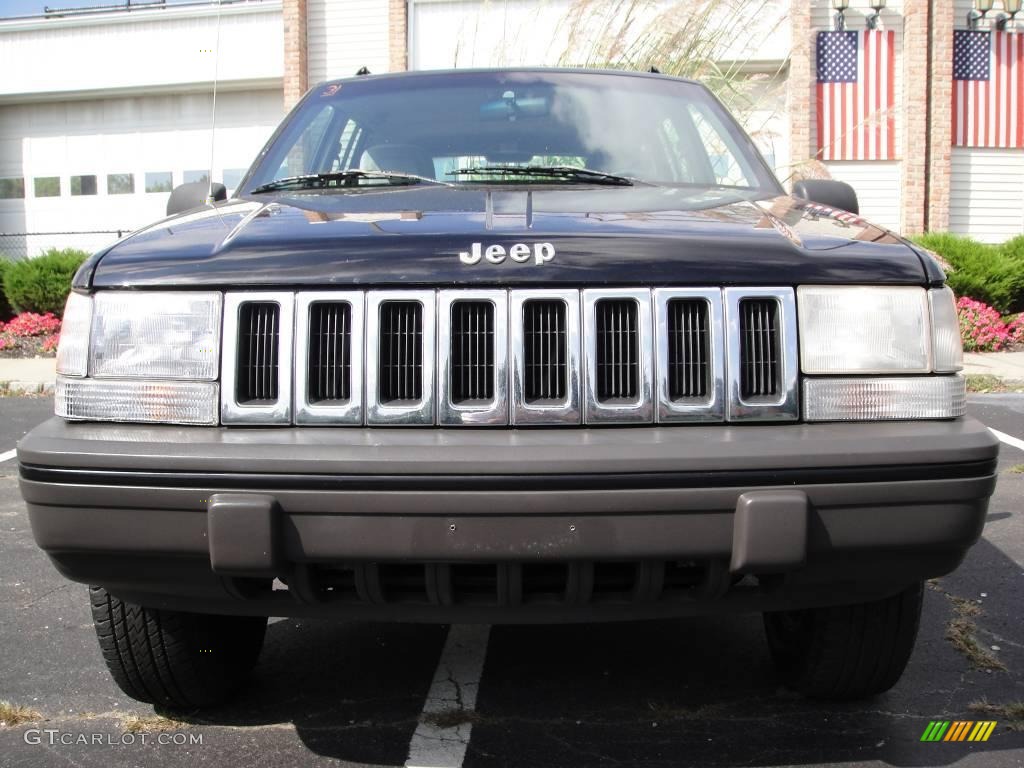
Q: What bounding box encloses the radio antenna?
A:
[207,0,223,205]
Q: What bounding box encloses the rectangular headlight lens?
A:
[798,286,930,374]
[803,376,966,421]
[56,292,92,377]
[90,292,222,380]
[56,376,219,425]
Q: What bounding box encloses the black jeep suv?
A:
[18,68,998,708]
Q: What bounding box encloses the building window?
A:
[222,168,246,191]
[107,173,134,195]
[34,177,60,198]
[145,172,173,193]
[71,175,97,196]
[0,178,25,199]
[184,170,210,185]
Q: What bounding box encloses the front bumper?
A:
[18,417,999,621]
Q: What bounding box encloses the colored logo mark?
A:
[920,721,998,742]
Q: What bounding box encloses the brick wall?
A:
[283,0,308,110]
[788,1,816,177]
[389,0,408,72]
[927,0,954,232]
[900,1,929,234]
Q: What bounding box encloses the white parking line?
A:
[405,624,491,768]
[991,428,1024,453]
[0,449,16,464]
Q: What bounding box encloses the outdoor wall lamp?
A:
[832,0,849,31]
[998,0,1023,30]
[832,0,886,32]
[968,0,1022,31]
[866,0,887,30]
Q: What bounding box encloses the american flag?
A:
[953,30,1024,148]
[816,30,895,161]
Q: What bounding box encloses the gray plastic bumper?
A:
[17,417,1000,620]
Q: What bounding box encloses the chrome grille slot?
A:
[450,301,495,403]
[524,300,567,402]
[295,292,362,425]
[583,289,653,424]
[438,290,507,426]
[308,302,351,402]
[221,291,294,424]
[595,299,639,402]
[667,299,709,400]
[511,290,581,425]
[379,301,423,403]
[654,289,724,423]
[724,288,797,422]
[739,298,780,399]
[236,302,280,403]
[366,290,436,425]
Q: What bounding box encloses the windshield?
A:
[242,70,781,195]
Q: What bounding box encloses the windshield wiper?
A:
[251,170,438,194]
[446,165,634,186]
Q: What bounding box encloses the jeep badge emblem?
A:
[459,242,555,265]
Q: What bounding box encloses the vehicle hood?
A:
[83,185,935,289]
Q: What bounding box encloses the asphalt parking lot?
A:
[1,395,1023,767]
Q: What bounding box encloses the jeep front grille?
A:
[221,287,798,425]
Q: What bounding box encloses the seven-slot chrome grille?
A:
[221,288,798,426]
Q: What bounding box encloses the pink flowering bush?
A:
[1008,315,1024,345]
[958,296,1023,352]
[3,311,61,337]
[40,334,60,353]
[0,311,62,357]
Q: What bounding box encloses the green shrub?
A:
[2,248,89,316]
[0,259,12,319]
[913,232,1024,314]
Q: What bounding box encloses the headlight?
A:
[90,292,221,380]
[55,291,223,425]
[799,285,965,421]
[798,285,964,374]
[798,286,931,373]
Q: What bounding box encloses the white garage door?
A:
[0,88,282,259]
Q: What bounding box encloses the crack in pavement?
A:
[405,624,490,768]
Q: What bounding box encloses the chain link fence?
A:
[0,231,129,261]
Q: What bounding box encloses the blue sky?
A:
[0,0,194,20]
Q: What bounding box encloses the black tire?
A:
[89,586,267,709]
[763,582,923,700]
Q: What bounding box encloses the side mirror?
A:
[792,179,859,216]
[166,181,227,216]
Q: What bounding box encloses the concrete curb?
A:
[963,351,1024,380]
[0,380,54,395]
[0,357,57,393]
